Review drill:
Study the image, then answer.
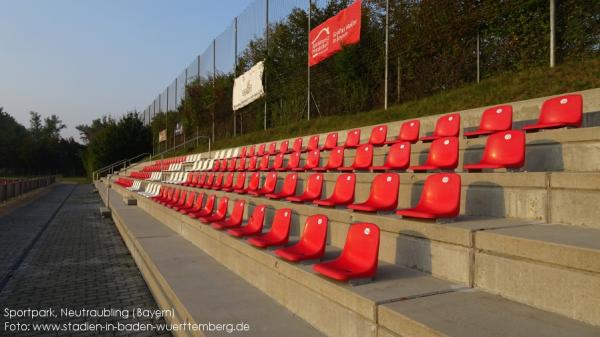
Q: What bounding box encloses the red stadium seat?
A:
[247,208,292,248]
[257,144,266,156]
[279,140,289,155]
[464,105,513,138]
[203,174,215,188]
[247,145,256,157]
[152,187,170,202]
[199,197,229,224]
[368,125,388,146]
[522,94,583,132]
[290,138,303,153]
[348,173,399,212]
[293,149,320,172]
[211,173,224,190]
[420,113,461,142]
[265,173,297,199]
[313,147,344,172]
[225,172,246,192]
[386,120,420,144]
[188,194,216,219]
[339,144,373,171]
[180,193,204,214]
[195,173,207,188]
[219,159,228,172]
[212,199,246,230]
[227,158,236,171]
[212,160,220,172]
[247,156,258,171]
[249,172,278,196]
[181,174,194,186]
[304,135,320,152]
[219,173,235,190]
[174,191,196,212]
[395,173,461,219]
[463,131,525,171]
[274,215,328,262]
[321,132,339,151]
[183,173,199,186]
[169,190,188,209]
[313,173,355,207]
[313,223,380,282]
[370,142,410,171]
[268,142,277,155]
[409,137,458,172]
[277,152,301,171]
[162,189,180,206]
[258,155,270,171]
[286,173,324,203]
[272,153,284,171]
[344,129,361,148]
[235,172,260,194]
[239,146,247,158]
[227,205,266,237]
[236,157,246,171]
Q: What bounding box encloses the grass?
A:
[158,57,600,158]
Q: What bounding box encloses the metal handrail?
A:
[93,152,150,181]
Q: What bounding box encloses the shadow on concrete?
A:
[465,181,505,218]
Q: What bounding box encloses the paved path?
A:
[0,184,172,337]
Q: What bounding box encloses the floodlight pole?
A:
[384,0,389,110]
[549,0,555,67]
[307,0,311,121]
[212,39,216,143]
[234,16,238,136]
[264,0,269,130]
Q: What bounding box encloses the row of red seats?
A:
[232,93,581,158]
[154,156,186,165]
[177,171,460,219]
[198,130,526,174]
[130,172,151,179]
[150,187,380,281]
[114,178,133,187]
[142,163,170,172]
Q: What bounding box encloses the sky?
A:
[0,0,253,141]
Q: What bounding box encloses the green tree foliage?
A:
[0,108,85,176]
[149,0,598,145]
[78,112,151,177]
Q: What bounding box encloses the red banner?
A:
[309,0,361,67]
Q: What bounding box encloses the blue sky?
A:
[0,0,253,140]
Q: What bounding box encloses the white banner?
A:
[232,61,265,110]
[158,130,167,142]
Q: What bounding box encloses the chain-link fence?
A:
[144,0,598,154]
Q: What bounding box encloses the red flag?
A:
[309,0,362,67]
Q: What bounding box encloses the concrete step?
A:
[104,182,600,336]
[96,183,325,337]
[475,224,600,326]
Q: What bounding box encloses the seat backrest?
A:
[228,158,236,171]
[426,137,458,169]
[354,144,374,169]
[246,205,266,231]
[369,173,399,209]
[257,144,266,156]
[184,192,196,208]
[323,132,338,150]
[327,147,345,169]
[434,113,460,137]
[220,159,228,171]
[273,153,284,169]
[386,142,411,169]
[345,129,361,147]
[262,172,278,192]
[399,120,420,143]
[340,223,380,271]
[307,135,320,151]
[223,173,235,187]
[248,156,258,170]
[247,172,261,191]
[177,190,188,206]
[539,94,583,126]
[292,138,303,152]
[193,193,205,209]
[287,152,301,169]
[419,173,461,217]
[247,145,256,157]
[229,200,246,223]
[171,189,181,203]
[481,130,525,167]
[236,157,246,170]
[240,146,247,158]
[234,172,246,189]
[480,105,513,132]
[305,150,320,169]
[212,160,220,172]
[268,142,277,155]
[203,195,216,212]
[331,173,356,202]
[215,197,229,216]
[304,173,324,198]
[299,215,328,253]
[206,173,215,187]
[269,208,292,240]
[214,173,224,187]
[259,155,270,170]
[279,140,289,154]
[198,173,207,185]
[281,173,298,194]
[369,125,388,146]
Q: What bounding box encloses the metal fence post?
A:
[307,0,311,121]
[477,29,480,83]
[549,0,555,67]
[212,39,216,143]
[234,16,238,136]
[384,0,389,110]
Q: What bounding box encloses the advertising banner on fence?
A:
[174,122,183,136]
[309,0,361,67]
[159,130,167,142]
[232,61,265,110]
